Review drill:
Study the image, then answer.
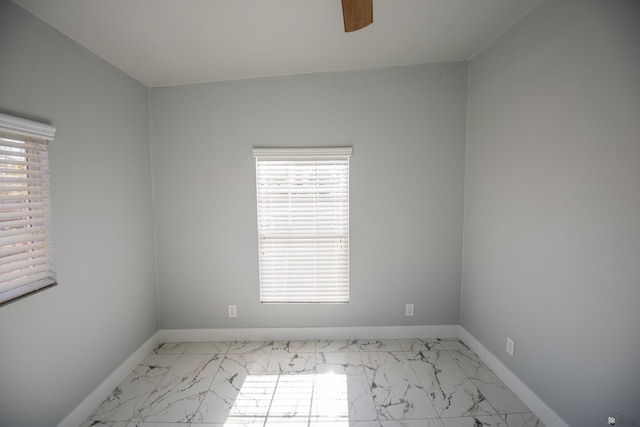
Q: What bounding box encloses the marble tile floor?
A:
[81,338,544,427]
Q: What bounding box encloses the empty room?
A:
[0,1,638,426]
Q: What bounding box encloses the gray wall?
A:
[150,63,467,329]
[6,0,638,425]
[462,0,640,425]
[0,2,158,426]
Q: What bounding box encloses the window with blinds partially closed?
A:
[254,147,351,303]
[0,113,56,306]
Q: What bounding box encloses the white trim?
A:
[0,112,55,140]
[57,331,162,427]
[253,146,352,157]
[459,327,569,427]
[158,325,459,342]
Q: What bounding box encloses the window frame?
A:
[0,113,56,307]
[253,147,352,304]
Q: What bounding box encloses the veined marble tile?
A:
[267,374,314,419]
[79,421,128,427]
[184,341,231,354]
[316,339,361,353]
[264,419,311,427]
[89,369,164,422]
[447,350,501,385]
[315,353,378,422]
[501,413,545,427]
[358,339,403,352]
[436,339,469,351]
[125,422,186,427]
[196,353,272,423]
[165,353,224,379]
[441,415,507,427]
[447,349,482,364]
[268,351,316,374]
[310,421,382,427]
[406,351,495,418]
[135,353,180,379]
[227,341,275,354]
[317,351,366,376]
[447,351,530,414]
[273,340,317,353]
[475,382,530,415]
[153,342,189,355]
[398,338,445,352]
[134,371,213,422]
[219,352,272,375]
[380,419,445,427]
[195,416,267,426]
[82,339,543,427]
[361,351,439,420]
[134,354,222,422]
[200,374,276,423]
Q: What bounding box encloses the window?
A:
[0,113,56,306]
[254,147,351,303]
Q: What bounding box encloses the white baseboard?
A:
[458,327,568,427]
[57,331,162,427]
[158,324,460,342]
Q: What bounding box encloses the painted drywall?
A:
[0,2,157,426]
[150,63,467,329]
[462,0,640,425]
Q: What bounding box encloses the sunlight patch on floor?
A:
[224,372,349,426]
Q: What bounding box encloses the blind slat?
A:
[0,209,45,222]
[0,229,48,242]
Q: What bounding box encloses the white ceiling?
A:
[12,0,540,88]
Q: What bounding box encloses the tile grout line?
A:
[400,339,446,427]
[438,340,501,423]
[129,342,181,424]
[356,339,383,426]
[190,342,232,423]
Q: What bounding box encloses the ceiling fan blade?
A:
[342,0,373,32]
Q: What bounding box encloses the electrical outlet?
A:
[405,304,414,316]
[228,305,237,318]
[506,336,515,356]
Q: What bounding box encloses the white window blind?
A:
[254,147,351,303]
[0,113,56,306]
